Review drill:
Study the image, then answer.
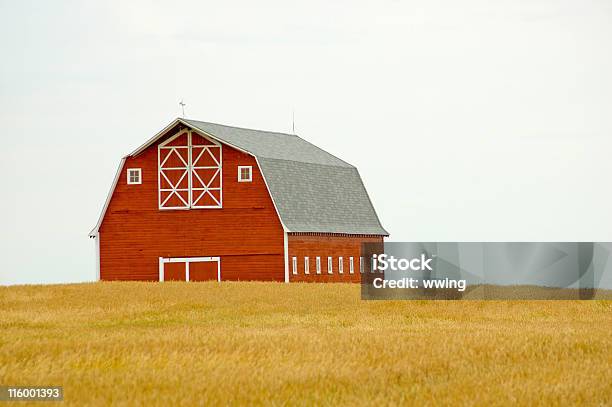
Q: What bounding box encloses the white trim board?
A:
[89,157,126,237]
[284,231,289,283]
[94,231,100,281]
[161,256,219,263]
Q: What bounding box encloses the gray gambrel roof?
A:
[90,118,388,236]
[182,119,388,236]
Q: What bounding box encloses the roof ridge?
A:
[257,156,356,168]
[183,118,298,138]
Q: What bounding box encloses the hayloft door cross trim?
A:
[158,129,223,210]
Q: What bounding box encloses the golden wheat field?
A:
[0,282,611,406]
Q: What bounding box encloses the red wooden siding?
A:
[99,125,285,281]
[287,234,384,283]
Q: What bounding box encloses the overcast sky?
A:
[1,0,611,284]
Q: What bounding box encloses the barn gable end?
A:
[97,123,286,281]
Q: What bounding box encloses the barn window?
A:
[359,257,364,273]
[338,257,344,274]
[238,166,252,182]
[316,257,321,274]
[327,257,333,274]
[304,257,309,274]
[158,130,222,209]
[349,257,354,274]
[127,168,141,185]
[292,257,298,275]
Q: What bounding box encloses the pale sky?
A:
[1,0,611,284]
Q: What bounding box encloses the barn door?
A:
[158,130,222,209]
[190,133,222,208]
[159,257,221,282]
[163,261,187,281]
[189,261,219,281]
[158,130,190,209]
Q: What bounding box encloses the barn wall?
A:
[99,125,285,281]
[287,234,384,283]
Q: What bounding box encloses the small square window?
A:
[127,168,141,185]
[238,166,252,182]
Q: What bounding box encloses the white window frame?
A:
[360,257,364,273]
[304,257,309,274]
[238,166,252,182]
[327,257,333,274]
[127,168,142,185]
[338,257,343,274]
[292,257,298,275]
[316,257,321,274]
[349,257,354,274]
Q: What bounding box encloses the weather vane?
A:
[179,100,186,117]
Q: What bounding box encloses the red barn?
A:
[89,118,388,282]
